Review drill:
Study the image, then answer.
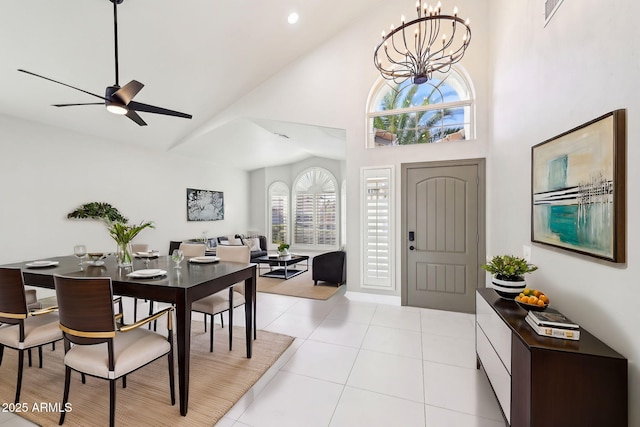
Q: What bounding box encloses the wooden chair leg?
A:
[109,379,116,427]
[168,340,175,405]
[15,349,24,404]
[59,366,72,425]
[209,314,214,352]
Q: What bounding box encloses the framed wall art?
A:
[186,188,224,221]
[531,109,626,263]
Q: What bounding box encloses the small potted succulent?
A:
[482,255,537,299]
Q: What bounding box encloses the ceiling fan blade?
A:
[17,69,107,102]
[126,110,147,126]
[114,80,144,104]
[127,101,192,119]
[53,103,105,107]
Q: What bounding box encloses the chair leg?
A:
[15,349,24,404]
[59,366,72,425]
[314,280,318,286]
[204,314,207,332]
[133,298,138,323]
[122,375,127,389]
[0,344,3,364]
[28,348,32,367]
[52,342,56,351]
[109,379,116,427]
[39,346,43,368]
[220,313,224,328]
[81,373,86,384]
[167,344,175,405]
[209,313,214,352]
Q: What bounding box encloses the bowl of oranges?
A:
[515,288,549,311]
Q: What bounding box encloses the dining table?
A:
[1,254,257,416]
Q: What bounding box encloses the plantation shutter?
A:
[293,168,338,247]
[362,167,393,289]
[269,182,289,245]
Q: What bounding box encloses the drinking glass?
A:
[171,249,184,268]
[73,245,87,268]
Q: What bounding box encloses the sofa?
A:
[170,234,268,263]
[312,251,346,287]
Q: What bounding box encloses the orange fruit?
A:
[537,300,545,307]
[539,294,549,303]
[533,290,541,297]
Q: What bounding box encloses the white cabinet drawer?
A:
[476,324,511,421]
[476,291,512,373]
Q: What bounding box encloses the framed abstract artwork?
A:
[186,188,224,221]
[531,110,626,263]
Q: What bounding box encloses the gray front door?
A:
[402,160,485,313]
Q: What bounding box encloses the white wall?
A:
[489,0,639,424]
[0,114,250,264]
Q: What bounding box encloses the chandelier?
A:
[374,1,471,85]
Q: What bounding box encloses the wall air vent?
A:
[544,0,564,26]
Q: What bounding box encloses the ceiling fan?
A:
[18,0,192,126]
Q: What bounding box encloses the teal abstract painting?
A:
[531,110,626,262]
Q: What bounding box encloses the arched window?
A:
[268,181,289,245]
[367,66,475,147]
[293,167,338,248]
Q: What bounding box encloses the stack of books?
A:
[525,307,580,340]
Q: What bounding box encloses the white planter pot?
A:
[491,276,526,300]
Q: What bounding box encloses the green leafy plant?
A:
[67,202,128,224]
[67,202,154,265]
[481,255,537,280]
[277,242,290,252]
[108,221,155,245]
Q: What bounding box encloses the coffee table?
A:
[257,254,309,279]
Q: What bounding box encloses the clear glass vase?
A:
[116,241,133,267]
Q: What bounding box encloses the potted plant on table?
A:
[481,254,537,300]
[67,202,154,267]
[277,242,290,256]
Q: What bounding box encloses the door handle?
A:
[409,245,415,251]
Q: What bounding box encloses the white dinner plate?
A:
[127,269,166,279]
[189,256,220,264]
[135,251,159,258]
[25,261,59,268]
[87,260,105,266]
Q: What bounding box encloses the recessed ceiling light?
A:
[288,12,299,24]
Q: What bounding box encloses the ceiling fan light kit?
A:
[18,0,191,126]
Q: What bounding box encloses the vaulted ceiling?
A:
[0,0,378,169]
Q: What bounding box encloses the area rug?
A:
[0,324,293,427]
[256,266,343,300]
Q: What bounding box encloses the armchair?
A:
[312,251,347,287]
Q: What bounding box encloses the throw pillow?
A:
[244,237,261,252]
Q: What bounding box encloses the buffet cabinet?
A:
[475,288,627,427]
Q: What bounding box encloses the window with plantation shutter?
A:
[269,182,289,245]
[362,167,393,289]
[293,168,338,248]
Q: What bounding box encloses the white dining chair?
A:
[191,245,249,351]
[178,243,205,257]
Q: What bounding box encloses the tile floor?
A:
[0,288,507,427]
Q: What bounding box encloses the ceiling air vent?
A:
[544,0,564,26]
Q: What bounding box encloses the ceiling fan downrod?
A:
[110,0,125,87]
